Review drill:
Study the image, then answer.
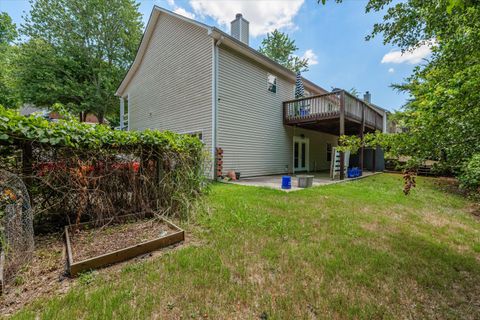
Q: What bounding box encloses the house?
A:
[20,105,103,124]
[115,6,387,179]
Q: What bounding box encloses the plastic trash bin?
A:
[281,176,291,189]
[297,175,314,188]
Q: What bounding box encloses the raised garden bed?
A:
[65,214,184,276]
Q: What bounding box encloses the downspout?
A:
[119,97,125,130]
[211,33,223,179]
[382,111,388,133]
[127,93,130,131]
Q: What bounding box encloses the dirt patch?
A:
[70,218,175,262]
[0,234,73,316]
[466,204,480,219]
[0,219,192,316]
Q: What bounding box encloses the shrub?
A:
[0,106,207,227]
[459,154,480,192]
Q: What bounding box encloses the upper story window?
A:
[267,73,277,93]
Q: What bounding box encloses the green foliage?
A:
[17,0,144,121]
[328,0,480,184]
[0,12,17,45]
[337,135,361,154]
[258,29,309,72]
[459,154,480,191]
[0,105,202,152]
[0,12,20,108]
[0,105,206,222]
[78,271,97,285]
[10,175,480,319]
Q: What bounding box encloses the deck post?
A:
[359,102,365,175]
[372,147,377,173]
[339,91,345,180]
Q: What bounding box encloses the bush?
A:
[459,154,480,192]
[0,106,208,226]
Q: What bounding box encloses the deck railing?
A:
[283,92,341,123]
[283,90,383,131]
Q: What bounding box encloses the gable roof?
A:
[115,6,328,97]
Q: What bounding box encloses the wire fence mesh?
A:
[0,169,34,289]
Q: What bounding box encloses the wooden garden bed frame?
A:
[64,214,184,276]
[0,251,5,295]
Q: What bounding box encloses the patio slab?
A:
[223,171,380,192]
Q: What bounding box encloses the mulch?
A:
[0,217,184,316]
[69,218,174,262]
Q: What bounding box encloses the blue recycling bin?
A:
[281,176,291,189]
[347,168,355,178]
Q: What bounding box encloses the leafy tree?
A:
[0,12,20,108]
[364,0,480,174]
[18,0,143,123]
[323,0,480,183]
[259,29,309,72]
[348,87,360,98]
[0,12,17,45]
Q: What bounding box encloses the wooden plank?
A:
[360,103,365,174]
[64,226,74,267]
[65,216,184,276]
[69,230,184,276]
[0,251,4,295]
[339,91,345,180]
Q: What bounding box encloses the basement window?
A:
[267,73,277,93]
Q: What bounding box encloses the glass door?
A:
[293,136,309,172]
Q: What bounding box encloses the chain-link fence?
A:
[0,170,34,292]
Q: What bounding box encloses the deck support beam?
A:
[339,91,345,180]
[359,103,365,175]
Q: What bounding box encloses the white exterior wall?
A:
[217,47,335,177]
[123,13,213,167]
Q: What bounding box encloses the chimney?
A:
[363,91,371,103]
[231,13,249,45]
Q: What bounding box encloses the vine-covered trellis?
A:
[0,106,207,229]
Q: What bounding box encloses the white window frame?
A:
[267,73,277,94]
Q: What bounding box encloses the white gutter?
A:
[382,111,388,133]
[209,29,327,95]
[211,36,222,179]
[119,97,125,130]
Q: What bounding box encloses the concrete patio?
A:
[225,171,380,192]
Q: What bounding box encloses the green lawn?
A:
[11,174,480,319]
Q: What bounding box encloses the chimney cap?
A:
[363,91,372,103]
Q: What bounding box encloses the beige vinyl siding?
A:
[124,13,213,166]
[217,47,337,177]
[217,47,317,177]
[288,127,339,171]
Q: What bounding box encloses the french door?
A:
[293,136,309,172]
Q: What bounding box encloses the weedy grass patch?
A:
[9,174,480,319]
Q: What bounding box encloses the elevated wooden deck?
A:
[283,90,384,135]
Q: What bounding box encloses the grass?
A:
[9,174,480,319]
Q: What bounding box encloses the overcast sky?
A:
[1,0,432,111]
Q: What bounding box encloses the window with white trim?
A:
[267,73,277,93]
